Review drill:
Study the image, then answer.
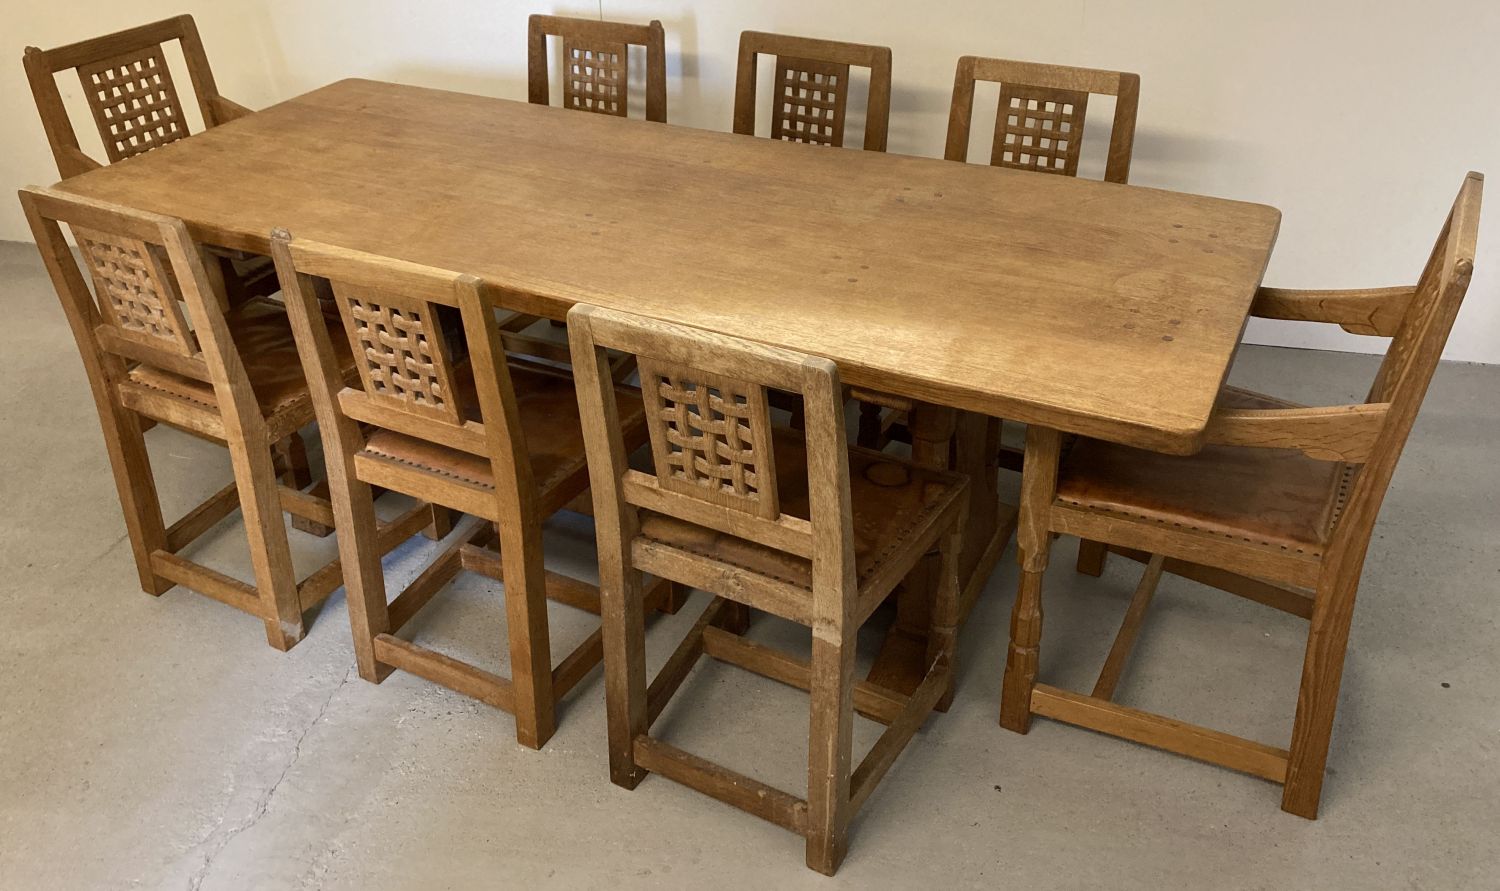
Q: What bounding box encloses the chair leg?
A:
[856,401,883,450]
[275,432,333,537]
[497,519,556,749]
[96,401,172,596]
[718,599,752,634]
[1282,575,1360,819]
[1076,539,1108,577]
[336,476,395,683]
[661,580,692,615]
[229,439,306,650]
[423,505,455,540]
[600,563,649,788]
[805,626,856,875]
[928,517,965,712]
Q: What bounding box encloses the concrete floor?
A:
[1,237,1497,890]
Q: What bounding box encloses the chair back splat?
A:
[527,14,667,122]
[945,56,1140,183]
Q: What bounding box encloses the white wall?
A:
[4,0,1497,362]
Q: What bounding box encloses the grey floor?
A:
[1,237,1497,890]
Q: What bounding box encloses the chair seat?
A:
[638,432,967,591]
[360,363,647,502]
[1056,387,1351,557]
[128,296,354,429]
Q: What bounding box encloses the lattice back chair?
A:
[527,14,667,122]
[16,187,414,651]
[944,56,1139,183]
[732,31,892,151]
[23,16,275,302]
[1004,173,1482,819]
[272,235,678,749]
[569,304,970,875]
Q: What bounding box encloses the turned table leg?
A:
[1000,425,1061,733]
[866,403,1014,696]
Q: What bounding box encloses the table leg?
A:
[897,403,957,629]
[999,425,1062,733]
[866,403,1015,696]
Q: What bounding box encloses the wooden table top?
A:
[55,78,1280,453]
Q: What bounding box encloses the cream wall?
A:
[4,0,1497,362]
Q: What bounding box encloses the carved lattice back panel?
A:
[74,225,197,356]
[770,56,850,147]
[332,282,463,424]
[991,83,1089,175]
[76,44,188,163]
[561,37,628,116]
[638,357,780,519]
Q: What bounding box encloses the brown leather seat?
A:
[360,363,647,500]
[1056,387,1349,557]
[127,296,354,427]
[638,431,966,590]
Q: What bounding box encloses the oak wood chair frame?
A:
[569,304,969,874]
[23,15,274,303]
[732,31,892,151]
[527,14,667,123]
[19,187,425,650]
[1000,173,1483,819]
[944,56,1140,183]
[272,235,680,748]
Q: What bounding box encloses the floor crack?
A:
[184,666,354,891]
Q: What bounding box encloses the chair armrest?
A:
[1250,286,1414,336]
[58,145,104,178]
[1203,402,1389,462]
[209,95,254,126]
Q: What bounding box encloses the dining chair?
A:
[568,304,969,874]
[1001,173,1482,819]
[945,56,1140,182]
[23,16,277,305]
[271,234,683,749]
[527,14,666,122]
[18,187,428,650]
[732,31,891,151]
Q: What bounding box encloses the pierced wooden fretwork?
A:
[74,225,196,355]
[561,38,628,116]
[771,56,850,147]
[332,283,461,422]
[991,83,1089,175]
[639,358,780,519]
[76,44,187,163]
